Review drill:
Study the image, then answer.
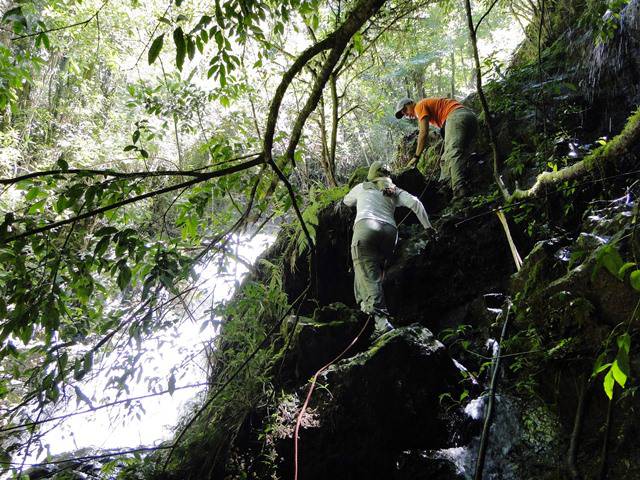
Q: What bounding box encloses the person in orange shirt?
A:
[395,97,478,199]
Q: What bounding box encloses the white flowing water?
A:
[13,234,273,471]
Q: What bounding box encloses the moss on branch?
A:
[506,108,640,201]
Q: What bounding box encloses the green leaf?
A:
[592,352,609,376]
[173,27,186,70]
[617,333,631,354]
[215,0,225,28]
[123,144,137,152]
[74,358,84,380]
[140,149,149,159]
[175,0,184,5]
[83,351,94,373]
[132,130,140,144]
[2,7,26,27]
[28,199,46,214]
[117,262,132,291]
[46,383,60,402]
[187,36,195,60]
[215,30,224,50]
[59,351,68,371]
[619,262,636,278]
[57,158,69,170]
[595,244,624,280]
[95,226,118,236]
[603,368,615,399]
[40,33,50,50]
[630,270,640,292]
[43,302,60,332]
[148,34,164,65]
[25,186,42,201]
[612,358,628,388]
[94,236,110,257]
[19,323,34,344]
[459,389,469,402]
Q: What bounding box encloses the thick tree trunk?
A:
[329,73,339,185]
[262,0,388,250]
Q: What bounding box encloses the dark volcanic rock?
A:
[385,210,515,330]
[278,324,462,480]
[285,303,372,381]
[283,167,516,327]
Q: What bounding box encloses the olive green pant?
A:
[351,219,397,314]
[439,108,478,194]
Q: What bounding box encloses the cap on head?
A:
[394,97,414,119]
[368,161,391,180]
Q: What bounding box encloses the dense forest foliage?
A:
[0,0,639,478]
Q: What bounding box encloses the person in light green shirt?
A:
[343,161,434,337]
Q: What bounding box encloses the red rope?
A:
[293,316,372,480]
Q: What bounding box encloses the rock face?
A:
[276,324,462,480]
[283,167,516,329]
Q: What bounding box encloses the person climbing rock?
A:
[395,97,478,199]
[343,161,434,338]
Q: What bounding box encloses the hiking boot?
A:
[370,314,394,341]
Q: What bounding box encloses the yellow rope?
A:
[496,208,523,271]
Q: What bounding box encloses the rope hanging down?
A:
[294,315,372,480]
[474,301,512,480]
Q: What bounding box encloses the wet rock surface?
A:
[276,324,462,480]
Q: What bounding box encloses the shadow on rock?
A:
[277,324,463,480]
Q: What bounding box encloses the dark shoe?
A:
[370,314,394,341]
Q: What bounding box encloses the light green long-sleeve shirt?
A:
[343,182,432,229]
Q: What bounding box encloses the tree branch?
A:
[503,108,640,201]
[474,0,501,34]
[282,0,387,171]
[10,0,109,40]
[1,157,264,244]
[0,152,263,186]
[0,382,209,434]
[463,0,504,194]
[267,159,315,251]
[2,445,174,467]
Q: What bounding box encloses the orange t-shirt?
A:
[414,98,463,128]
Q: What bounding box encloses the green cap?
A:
[367,161,391,180]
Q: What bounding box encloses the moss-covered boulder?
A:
[273,324,462,479]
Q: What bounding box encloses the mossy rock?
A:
[287,303,372,381]
[275,324,462,480]
[347,165,369,187]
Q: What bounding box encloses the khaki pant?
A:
[439,108,478,194]
[351,219,397,314]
